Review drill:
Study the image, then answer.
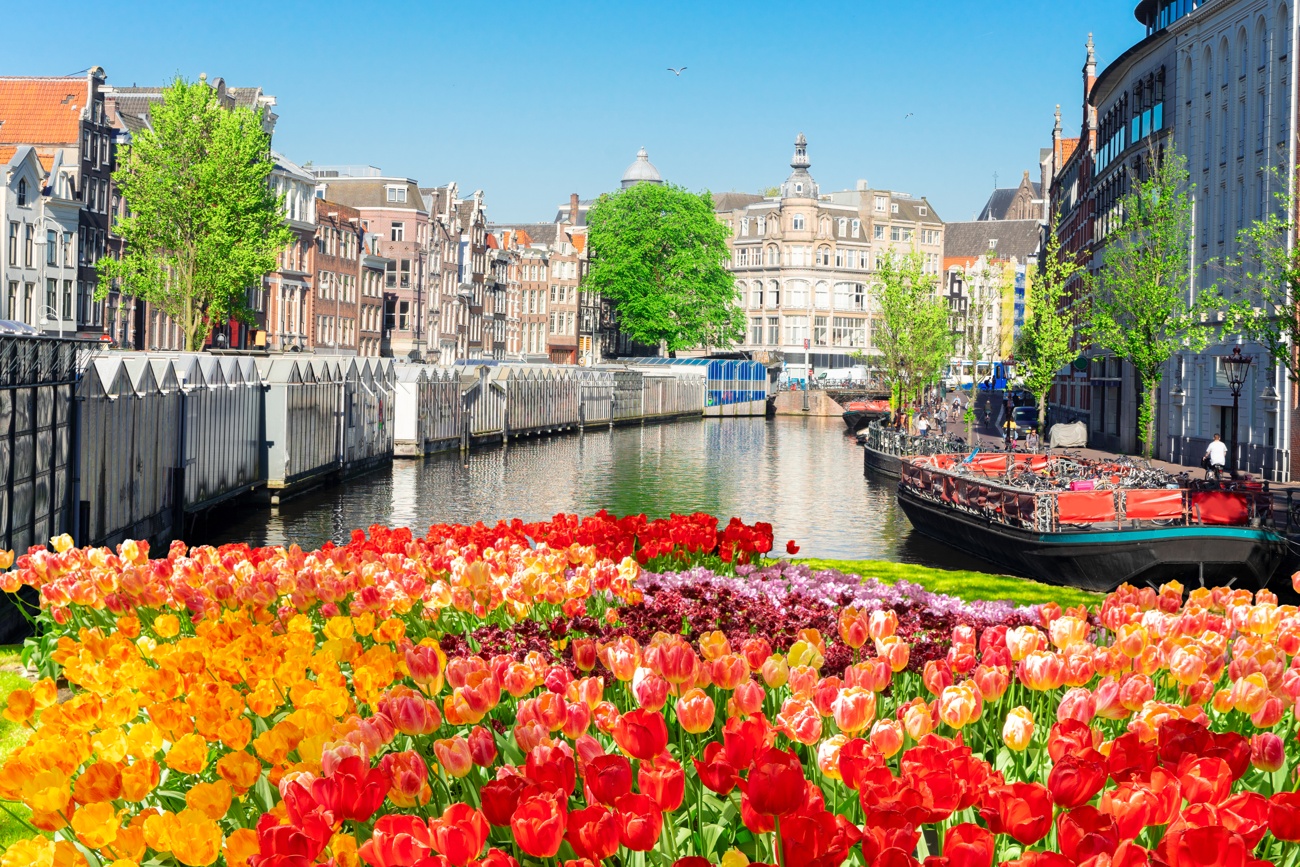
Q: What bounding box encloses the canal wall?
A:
[774,390,845,417]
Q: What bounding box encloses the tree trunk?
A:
[1136,373,1159,460]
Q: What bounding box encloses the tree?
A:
[1017,216,1088,429]
[585,183,743,354]
[871,249,954,411]
[99,76,292,351]
[1088,147,1222,458]
[956,257,1009,368]
[1230,166,1300,382]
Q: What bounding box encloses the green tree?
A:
[1230,166,1300,381]
[871,249,954,411]
[1017,216,1088,429]
[99,76,292,351]
[586,183,743,354]
[1088,148,1222,458]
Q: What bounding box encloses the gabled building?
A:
[0,69,119,339]
[977,171,1046,222]
[260,151,316,352]
[943,219,1043,362]
[0,146,78,332]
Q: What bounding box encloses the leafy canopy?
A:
[586,183,743,352]
[99,76,292,351]
[871,249,954,408]
[1230,166,1300,381]
[1088,148,1222,457]
[1017,216,1088,428]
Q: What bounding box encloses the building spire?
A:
[1054,104,1062,135]
[791,132,809,170]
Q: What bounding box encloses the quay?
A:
[0,334,772,564]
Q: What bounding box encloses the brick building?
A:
[313,199,366,353]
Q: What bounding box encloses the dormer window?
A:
[919,206,928,216]
[988,239,998,250]
[792,214,805,230]
[890,203,899,214]
[16,179,26,206]
[386,185,407,203]
[795,183,803,193]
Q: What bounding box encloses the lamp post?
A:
[1221,345,1253,474]
[37,304,64,339]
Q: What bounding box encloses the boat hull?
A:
[896,485,1285,592]
[863,445,902,479]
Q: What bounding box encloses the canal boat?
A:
[841,399,891,432]
[858,422,967,478]
[894,453,1286,592]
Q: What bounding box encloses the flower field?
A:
[0,510,1298,867]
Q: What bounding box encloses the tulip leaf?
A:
[702,822,728,855]
[994,746,1014,773]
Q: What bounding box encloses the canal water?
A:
[211,416,971,568]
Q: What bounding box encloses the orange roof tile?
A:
[0,78,85,146]
[516,229,532,246]
[1059,137,1080,165]
[0,145,16,165]
[486,234,499,249]
[571,233,586,254]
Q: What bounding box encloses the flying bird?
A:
[904,113,914,119]
[668,67,687,76]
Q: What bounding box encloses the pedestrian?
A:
[918,415,930,438]
[1205,433,1228,480]
[1026,428,1039,454]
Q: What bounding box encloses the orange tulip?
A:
[675,688,715,734]
[831,687,877,734]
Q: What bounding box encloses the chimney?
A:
[570,193,580,225]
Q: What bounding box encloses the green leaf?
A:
[702,822,729,855]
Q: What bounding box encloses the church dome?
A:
[621,147,664,188]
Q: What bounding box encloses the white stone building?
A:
[0,146,79,332]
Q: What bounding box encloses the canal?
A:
[211,416,972,568]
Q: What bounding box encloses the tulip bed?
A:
[0,511,1297,867]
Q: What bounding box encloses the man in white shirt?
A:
[1205,434,1228,480]
[917,416,929,437]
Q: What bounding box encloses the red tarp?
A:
[1191,491,1251,526]
[1124,489,1185,521]
[967,454,1009,476]
[1057,490,1117,524]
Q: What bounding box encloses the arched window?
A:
[750,281,763,308]
[757,216,767,235]
[1239,30,1249,77]
[837,218,847,236]
[815,281,829,308]
[816,246,831,266]
[819,217,831,235]
[16,179,26,206]
[792,214,805,231]
[766,245,779,265]
[767,281,780,308]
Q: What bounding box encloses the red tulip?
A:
[612,708,668,761]
[673,860,711,867]
[1178,757,1233,806]
[743,748,806,817]
[1056,807,1119,863]
[1048,752,1108,808]
[311,755,390,823]
[475,849,519,867]
[639,758,685,812]
[468,726,497,768]
[692,742,738,795]
[1249,733,1285,773]
[1098,782,1157,840]
[571,638,598,672]
[740,792,775,835]
[358,814,433,867]
[786,540,799,555]
[1002,855,1075,867]
[1163,826,1248,867]
[1048,719,1100,762]
[429,804,490,867]
[511,793,567,858]
[1270,791,1300,841]
[979,782,1052,845]
[838,737,887,792]
[565,805,619,863]
[875,849,921,867]
[723,713,773,769]
[943,824,993,867]
[585,753,633,806]
[1106,732,1158,784]
[1217,791,1271,849]
[525,744,576,796]
[479,777,526,827]
[614,793,663,852]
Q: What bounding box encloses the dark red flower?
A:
[723,714,773,770]
[585,754,633,806]
[1107,733,1158,784]
[310,755,389,823]
[1056,806,1119,863]
[1269,791,1300,842]
[479,777,527,827]
[942,824,993,867]
[786,540,799,555]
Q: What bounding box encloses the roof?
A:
[0,146,16,165]
[712,192,765,212]
[943,220,1043,262]
[0,78,86,146]
[621,147,664,187]
[316,178,427,212]
[271,150,314,183]
[490,222,559,246]
[890,195,943,224]
[1059,138,1080,165]
[977,185,1044,221]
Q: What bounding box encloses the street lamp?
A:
[37,304,64,339]
[1221,345,1253,474]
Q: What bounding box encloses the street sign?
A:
[803,339,809,350]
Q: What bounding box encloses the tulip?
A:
[711,655,750,691]
[631,668,669,711]
[405,643,447,692]
[723,714,772,769]
[614,793,663,852]
[938,682,981,729]
[1002,707,1035,751]
[585,753,633,806]
[698,631,731,661]
[831,687,876,734]
[760,655,789,689]
[741,638,772,671]
[675,688,715,734]
[1229,672,1270,715]
[360,814,433,867]
[743,748,805,816]
[1018,651,1064,691]
[1049,615,1088,649]
[1055,806,1119,863]
[467,726,497,768]
[429,804,490,867]
[1117,673,1154,712]
[901,698,934,740]
[922,660,953,696]
[1179,756,1233,806]
[693,742,739,795]
[731,680,765,717]
[787,666,818,699]
[1270,791,1300,841]
[869,719,904,759]
[1007,626,1044,661]
[980,782,1052,845]
[1056,687,1096,725]
[512,793,567,858]
[571,638,597,672]
[868,610,898,640]
[612,708,668,761]
[638,759,685,812]
[970,665,1009,703]
[816,734,848,780]
[943,823,993,867]
[378,751,428,806]
[565,805,618,863]
[1048,753,1107,808]
[525,744,577,796]
[434,737,474,778]
[1250,732,1285,773]
[659,640,699,686]
[778,699,823,746]
[838,608,869,650]
[479,777,526,827]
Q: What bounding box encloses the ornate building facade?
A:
[715,134,945,371]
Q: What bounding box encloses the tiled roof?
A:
[490,222,559,246]
[1060,137,1080,164]
[713,192,766,212]
[0,78,85,146]
[0,145,16,166]
[570,233,586,254]
[943,220,1043,262]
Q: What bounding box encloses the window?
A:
[1257,88,1267,150]
[766,246,779,265]
[767,316,779,345]
[63,279,72,319]
[385,260,396,287]
[873,225,885,240]
[391,222,405,242]
[16,179,26,207]
[819,217,831,234]
[832,316,867,348]
[398,301,410,331]
[795,184,803,194]
[741,218,750,237]
[814,315,827,345]
[787,281,808,306]
[874,196,886,211]
[386,186,407,203]
[919,206,928,216]
[24,225,33,267]
[400,259,411,288]
[792,214,805,230]
[784,315,809,344]
[834,282,851,310]
[815,282,829,308]
[751,282,763,307]
[7,223,15,266]
[767,281,780,308]
[890,203,899,214]
[750,317,764,345]
[837,218,847,236]
[6,282,15,320]
[851,219,861,238]
[46,230,57,266]
[816,246,830,266]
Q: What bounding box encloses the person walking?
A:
[1205,433,1228,480]
[1026,428,1039,454]
[917,415,930,438]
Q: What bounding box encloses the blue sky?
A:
[5,0,1146,223]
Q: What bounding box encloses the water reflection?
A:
[210,416,969,566]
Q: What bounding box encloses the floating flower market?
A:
[0,511,1297,867]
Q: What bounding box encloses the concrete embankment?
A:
[773,390,845,417]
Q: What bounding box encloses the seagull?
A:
[668,67,687,76]
[904,113,914,119]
